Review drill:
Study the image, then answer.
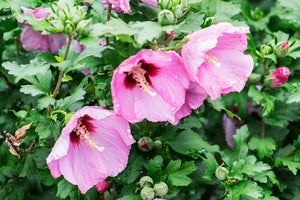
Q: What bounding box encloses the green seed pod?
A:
[154,182,168,197]
[140,186,155,200]
[158,9,175,26]
[215,166,229,181]
[138,137,154,152]
[139,176,154,188]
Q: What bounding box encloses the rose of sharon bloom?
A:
[175,82,207,121]
[100,0,158,13]
[111,49,190,125]
[181,22,254,100]
[46,106,135,193]
[269,66,291,87]
[20,7,84,54]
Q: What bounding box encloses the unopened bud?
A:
[215,166,228,181]
[247,73,262,85]
[76,19,92,36]
[267,66,291,87]
[141,186,155,200]
[49,20,65,33]
[164,30,175,41]
[158,10,175,26]
[154,182,168,197]
[174,5,183,18]
[158,0,172,10]
[138,137,154,152]
[260,44,273,56]
[275,41,289,59]
[70,7,83,25]
[64,23,74,35]
[96,180,109,193]
[57,8,67,22]
[139,176,153,188]
[153,140,162,149]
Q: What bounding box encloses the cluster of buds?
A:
[137,137,162,152]
[48,1,92,39]
[257,40,289,60]
[158,0,188,25]
[139,176,168,200]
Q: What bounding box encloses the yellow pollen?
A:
[131,66,156,96]
[74,120,104,152]
[205,52,221,67]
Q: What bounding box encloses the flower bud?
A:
[275,41,289,59]
[158,10,175,26]
[164,30,175,41]
[96,180,109,193]
[215,166,228,181]
[139,176,154,188]
[247,73,262,85]
[138,137,154,152]
[70,7,83,25]
[141,186,155,200]
[49,20,65,33]
[153,140,162,149]
[158,0,172,10]
[64,23,74,35]
[154,182,168,197]
[260,44,273,56]
[268,66,291,87]
[174,5,183,18]
[76,19,92,36]
[57,8,67,22]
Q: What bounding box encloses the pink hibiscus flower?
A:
[46,106,135,193]
[20,7,85,54]
[111,49,190,125]
[175,82,207,123]
[269,66,291,87]
[181,22,254,100]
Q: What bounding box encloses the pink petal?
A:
[20,26,49,52]
[141,0,159,7]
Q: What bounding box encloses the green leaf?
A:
[35,118,60,140]
[116,195,140,200]
[228,181,263,199]
[202,153,219,180]
[253,170,279,187]
[281,159,300,175]
[131,21,173,45]
[231,155,271,180]
[176,12,205,33]
[148,155,163,176]
[32,147,51,169]
[222,125,249,167]
[56,179,78,199]
[165,160,197,186]
[118,153,144,184]
[177,115,202,129]
[37,96,56,110]
[19,155,36,178]
[168,129,220,155]
[20,85,46,97]
[248,85,264,105]
[57,88,86,111]
[248,136,276,159]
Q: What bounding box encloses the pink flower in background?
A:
[111,49,190,125]
[46,106,135,194]
[96,180,110,193]
[269,66,291,87]
[20,7,85,54]
[175,82,207,124]
[141,0,159,7]
[181,22,254,100]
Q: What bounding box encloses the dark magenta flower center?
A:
[124,59,159,95]
[70,115,104,152]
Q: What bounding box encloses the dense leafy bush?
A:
[1,0,300,199]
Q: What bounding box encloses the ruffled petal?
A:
[20,26,49,52]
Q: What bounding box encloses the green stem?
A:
[260,117,265,139]
[284,149,299,158]
[263,60,268,78]
[106,3,112,44]
[158,46,176,51]
[51,110,68,116]
[47,36,73,116]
